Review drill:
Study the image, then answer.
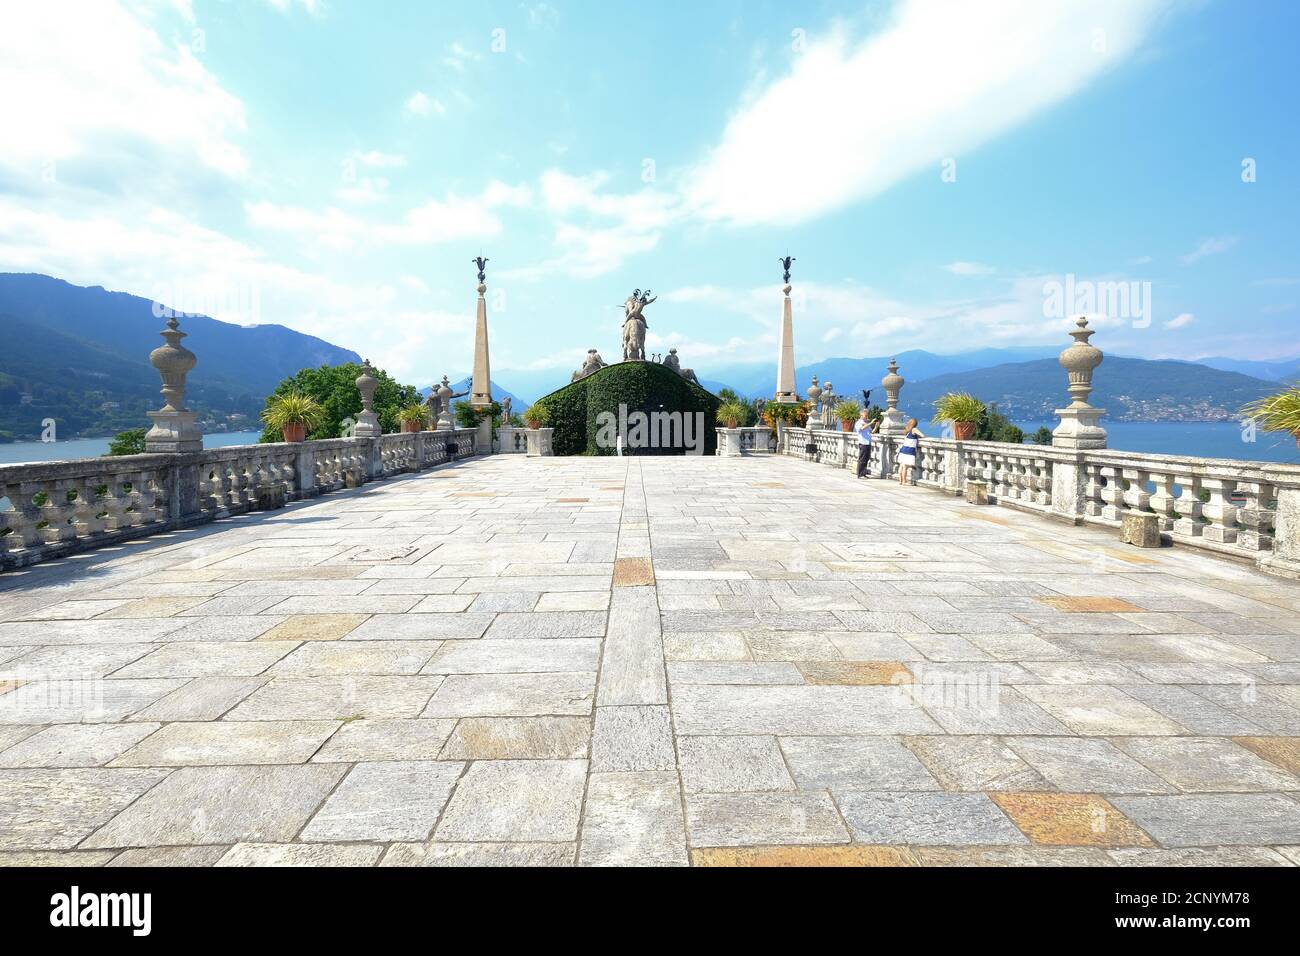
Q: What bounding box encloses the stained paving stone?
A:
[662,630,750,662]
[226,676,443,720]
[579,771,688,866]
[128,677,267,722]
[217,843,383,867]
[301,761,463,842]
[312,718,456,762]
[678,736,792,793]
[903,735,1051,792]
[779,736,939,791]
[990,792,1155,847]
[1004,737,1174,794]
[254,614,368,642]
[590,705,675,772]
[0,768,170,849]
[837,790,1027,846]
[381,841,575,867]
[0,723,160,768]
[108,845,228,867]
[1114,737,1300,792]
[434,760,587,842]
[797,661,912,685]
[1037,596,1144,613]
[422,672,594,718]
[438,716,590,760]
[691,845,918,867]
[82,764,345,848]
[111,720,339,767]
[271,641,439,676]
[686,792,849,847]
[1234,736,1300,776]
[1109,793,1300,847]
[423,638,600,675]
[1016,685,1185,736]
[613,557,655,587]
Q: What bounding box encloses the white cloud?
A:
[0,1,248,182]
[441,41,482,72]
[1165,312,1195,329]
[354,150,407,168]
[404,91,445,117]
[943,261,995,276]
[1181,235,1239,264]
[684,0,1170,226]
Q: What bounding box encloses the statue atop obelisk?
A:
[774,256,798,402]
[470,256,492,410]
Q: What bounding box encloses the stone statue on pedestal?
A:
[426,376,468,425]
[622,289,655,361]
[571,349,608,382]
[661,348,702,387]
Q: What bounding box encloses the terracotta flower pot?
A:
[401,420,421,433]
[1294,430,1300,452]
[281,422,306,443]
[954,421,977,441]
[725,419,738,429]
[841,420,853,432]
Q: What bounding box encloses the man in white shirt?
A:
[854,409,877,478]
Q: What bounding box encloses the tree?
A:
[1030,426,1053,445]
[716,388,755,426]
[105,428,146,456]
[975,402,1025,444]
[257,363,420,442]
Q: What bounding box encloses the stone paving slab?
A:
[3,453,1300,865]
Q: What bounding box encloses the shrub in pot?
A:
[1243,385,1300,452]
[523,404,551,429]
[716,400,748,429]
[833,399,861,432]
[398,403,428,433]
[261,392,326,443]
[934,392,987,441]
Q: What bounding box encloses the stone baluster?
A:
[1236,481,1274,552]
[1201,478,1238,544]
[145,313,203,454]
[1172,474,1204,537]
[1147,471,1177,531]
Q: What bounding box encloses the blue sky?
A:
[1,0,1297,388]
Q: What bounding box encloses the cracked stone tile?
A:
[82,764,346,848]
[1114,737,1300,792]
[423,672,593,718]
[1109,793,1300,847]
[904,735,1051,792]
[312,717,456,762]
[438,716,589,760]
[217,843,383,867]
[678,736,791,793]
[301,760,463,842]
[0,767,170,849]
[0,723,160,768]
[1005,737,1174,794]
[434,759,586,842]
[226,676,443,720]
[579,771,687,866]
[381,842,575,867]
[780,736,939,791]
[591,706,675,772]
[836,791,1027,846]
[686,791,848,847]
[111,720,339,767]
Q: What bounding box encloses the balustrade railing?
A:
[0,427,479,572]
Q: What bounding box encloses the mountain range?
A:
[0,274,360,441]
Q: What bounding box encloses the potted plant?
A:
[934,392,986,441]
[833,399,861,432]
[261,392,326,443]
[1243,385,1300,451]
[716,400,748,429]
[523,404,550,429]
[397,403,428,433]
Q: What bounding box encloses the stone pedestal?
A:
[1052,406,1107,450]
[718,428,743,457]
[1120,510,1161,548]
[145,409,202,454]
[774,283,798,402]
[525,427,553,457]
[965,481,989,506]
[1258,467,1300,580]
[498,423,517,454]
[475,416,492,455]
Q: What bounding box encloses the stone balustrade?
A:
[753,425,1300,579]
[0,428,478,571]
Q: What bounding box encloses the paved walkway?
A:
[2,453,1300,866]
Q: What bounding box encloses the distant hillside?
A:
[1196,355,1300,383]
[902,357,1277,422]
[0,273,361,440]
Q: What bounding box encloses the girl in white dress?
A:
[897,418,923,486]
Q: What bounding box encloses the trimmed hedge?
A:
[534,361,721,456]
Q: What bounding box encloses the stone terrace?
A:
[2,453,1300,866]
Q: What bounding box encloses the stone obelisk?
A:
[470,256,493,453]
[774,256,798,402]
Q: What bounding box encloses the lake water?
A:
[0,431,264,466]
[1,423,1297,467]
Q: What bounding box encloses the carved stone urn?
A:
[878,358,907,437]
[806,376,824,429]
[354,359,381,438]
[1052,317,1107,449]
[435,376,454,431]
[145,315,203,453]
